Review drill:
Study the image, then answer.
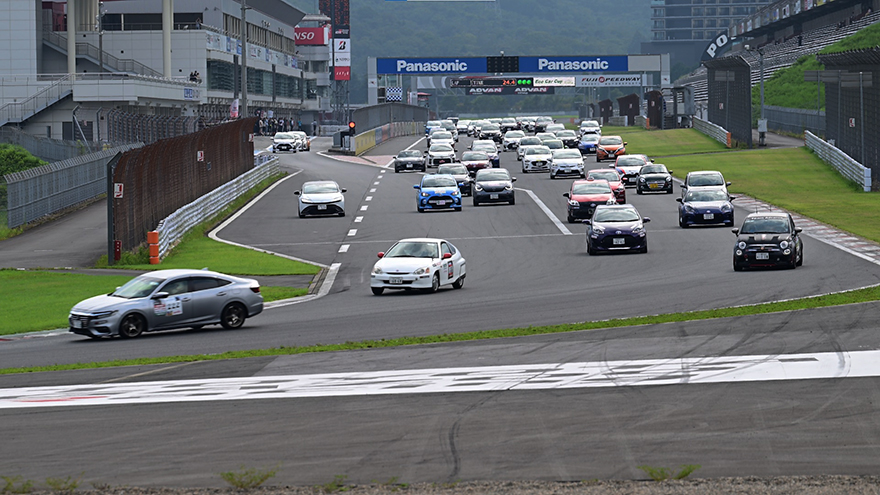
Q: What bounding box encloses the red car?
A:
[587,169,626,204]
[596,135,627,162]
[563,179,617,223]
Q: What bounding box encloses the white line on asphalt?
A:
[4,349,880,408]
[373,181,380,185]
[360,205,368,211]
[370,188,376,193]
[366,196,373,201]
[354,216,363,223]
[383,138,426,168]
[517,187,572,236]
[347,229,357,237]
[338,244,350,253]
[264,263,341,309]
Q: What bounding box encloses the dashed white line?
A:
[360,205,368,211]
[366,196,373,201]
[354,216,363,223]
[347,229,357,237]
[370,188,376,193]
[373,181,380,185]
[338,244,350,253]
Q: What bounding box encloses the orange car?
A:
[595,135,627,162]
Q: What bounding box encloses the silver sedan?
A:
[68,269,264,339]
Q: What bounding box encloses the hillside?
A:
[288,0,652,105]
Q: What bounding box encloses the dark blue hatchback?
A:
[585,204,650,255]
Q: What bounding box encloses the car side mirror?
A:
[582,219,591,225]
[643,217,651,223]
[377,252,385,259]
[624,142,628,145]
[294,190,301,195]
[511,177,517,182]
[151,291,170,300]
[729,196,737,201]
[732,228,740,235]
[668,170,673,174]
[726,182,732,186]
[608,164,615,168]
[675,197,683,203]
[341,188,347,193]
[795,228,803,233]
[442,253,452,259]
[413,184,420,189]
[563,192,570,198]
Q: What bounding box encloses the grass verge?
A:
[4,283,880,374]
[610,126,731,156]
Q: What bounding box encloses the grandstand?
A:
[675,8,880,111]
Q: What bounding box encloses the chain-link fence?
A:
[112,118,256,251]
[765,106,826,136]
[705,56,753,148]
[103,109,204,145]
[0,127,89,162]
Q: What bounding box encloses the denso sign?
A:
[294,27,328,45]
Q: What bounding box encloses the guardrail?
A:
[694,117,731,147]
[154,156,279,258]
[353,122,423,155]
[0,74,72,127]
[805,131,871,192]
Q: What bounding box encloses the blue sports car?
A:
[414,174,463,213]
[676,186,736,227]
[578,134,600,155]
[585,204,650,255]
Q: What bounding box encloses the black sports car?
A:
[732,212,803,271]
[636,163,674,194]
[393,150,427,173]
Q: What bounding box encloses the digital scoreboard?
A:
[449,78,534,88]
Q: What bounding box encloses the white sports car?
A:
[295,180,346,218]
[522,145,552,173]
[370,238,466,295]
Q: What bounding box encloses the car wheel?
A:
[338,211,345,217]
[679,215,686,228]
[509,197,515,205]
[371,287,384,296]
[667,188,674,194]
[455,207,462,212]
[550,173,556,179]
[220,303,247,329]
[452,275,465,290]
[734,261,743,271]
[395,168,400,173]
[641,244,648,254]
[596,157,601,162]
[473,199,480,207]
[567,215,575,224]
[636,188,643,195]
[272,149,276,154]
[428,273,440,293]
[587,242,597,256]
[418,207,425,213]
[118,313,146,339]
[797,247,804,266]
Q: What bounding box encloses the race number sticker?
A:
[447,261,454,279]
[165,297,183,316]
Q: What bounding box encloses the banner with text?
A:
[466,86,555,95]
[575,74,646,87]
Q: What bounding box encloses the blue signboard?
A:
[519,56,629,73]
[377,57,488,74]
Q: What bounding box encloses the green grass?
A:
[4,283,880,374]
[612,127,730,156]
[0,270,308,336]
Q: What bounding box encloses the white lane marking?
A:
[517,187,572,236]
[209,170,329,269]
[338,244,350,253]
[366,196,373,201]
[370,188,377,193]
[360,205,368,211]
[264,263,341,309]
[1,350,875,409]
[347,229,357,237]
[378,175,384,179]
[383,138,426,168]
[354,216,363,223]
[373,181,380,185]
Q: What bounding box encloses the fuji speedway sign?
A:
[576,74,647,87]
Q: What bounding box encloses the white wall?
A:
[0,0,40,75]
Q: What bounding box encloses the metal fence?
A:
[352,103,431,133]
[705,56,753,148]
[104,109,204,145]
[0,127,94,163]
[806,131,871,192]
[765,106,826,136]
[3,143,143,228]
[694,117,731,147]
[112,118,257,252]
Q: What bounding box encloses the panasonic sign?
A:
[519,56,628,73]
[377,57,488,74]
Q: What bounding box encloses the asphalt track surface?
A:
[3,133,880,486]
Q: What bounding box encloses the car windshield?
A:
[303,182,339,194]
[594,208,640,222]
[686,189,728,202]
[482,124,500,131]
[553,150,581,159]
[572,182,611,194]
[617,156,646,166]
[520,137,542,146]
[398,150,421,158]
[526,147,551,155]
[432,132,452,140]
[386,241,439,259]
[274,133,295,140]
[438,164,468,175]
[422,176,458,188]
[461,152,489,161]
[740,217,791,234]
[641,165,667,174]
[537,117,552,123]
[556,130,576,138]
[426,121,442,127]
[441,122,455,130]
[476,170,511,181]
[545,140,564,149]
[473,145,495,153]
[505,131,525,138]
[502,118,516,123]
[429,144,453,152]
[599,136,623,145]
[689,173,725,186]
[112,275,164,299]
[582,121,600,127]
[589,171,620,181]
[581,135,600,143]
[537,133,555,141]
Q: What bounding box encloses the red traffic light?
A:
[348,121,356,129]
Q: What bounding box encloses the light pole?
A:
[758,47,766,146]
[95,2,105,72]
[240,0,249,119]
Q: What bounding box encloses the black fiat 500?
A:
[732,212,803,271]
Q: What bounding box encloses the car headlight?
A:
[639,177,646,183]
[721,204,732,212]
[475,184,483,191]
[421,192,429,197]
[568,199,579,207]
[372,266,383,274]
[451,190,460,196]
[665,176,672,182]
[413,266,430,275]
[592,226,605,234]
[779,240,789,249]
[738,241,747,249]
[632,226,643,234]
[684,205,695,213]
[505,183,513,190]
[92,310,118,318]
[606,198,616,204]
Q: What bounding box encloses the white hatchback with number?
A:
[370,238,466,295]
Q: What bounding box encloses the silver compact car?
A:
[272,132,298,153]
[69,269,264,339]
[296,180,346,217]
